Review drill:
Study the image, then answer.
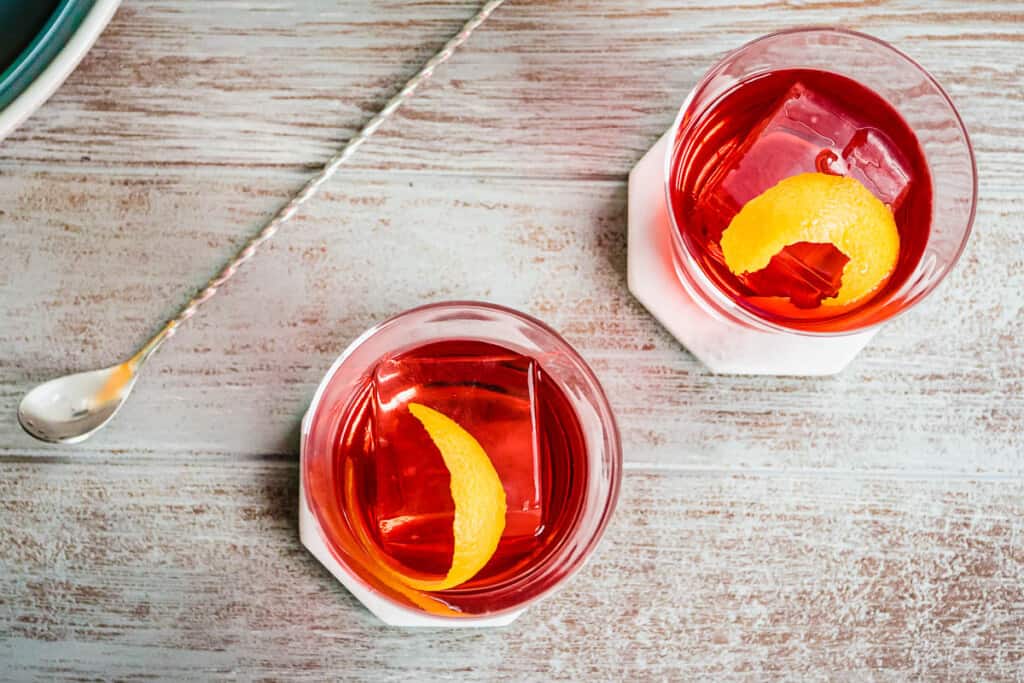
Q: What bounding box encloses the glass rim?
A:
[301,300,623,620]
[663,26,978,338]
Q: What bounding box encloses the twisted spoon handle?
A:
[130,0,506,367]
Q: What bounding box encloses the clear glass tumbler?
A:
[300,301,622,626]
[655,28,976,373]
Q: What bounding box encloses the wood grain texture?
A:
[2,459,1023,681]
[4,0,1021,184]
[0,0,1022,679]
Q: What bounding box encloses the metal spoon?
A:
[17,0,506,444]
[19,354,144,445]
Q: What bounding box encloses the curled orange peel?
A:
[391,403,507,592]
[721,172,900,307]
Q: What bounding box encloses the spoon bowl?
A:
[18,362,137,444]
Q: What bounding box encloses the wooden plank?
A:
[1,458,1021,680]
[1,0,481,167]
[1,0,1020,190]
[355,0,1024,186]
[1,167,1021,472]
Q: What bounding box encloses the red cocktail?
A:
[301,302,620,625]
[671,67,934,330]
[625,29,977,374]
[667,29,975,337]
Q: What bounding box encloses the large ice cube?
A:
[703,82,913,217]
[370,349,542,574]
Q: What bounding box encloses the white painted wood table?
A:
[1,1,1022,679]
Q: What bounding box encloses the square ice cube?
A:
[703,82,912,216]
[842,128,912,211]
[370,349,543,572]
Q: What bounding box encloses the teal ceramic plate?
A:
[0,0,120,138]
[0,0,95,111]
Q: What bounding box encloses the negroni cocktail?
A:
[634,28,976,373]
[670,68,933,330]
[301,303,620,624]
